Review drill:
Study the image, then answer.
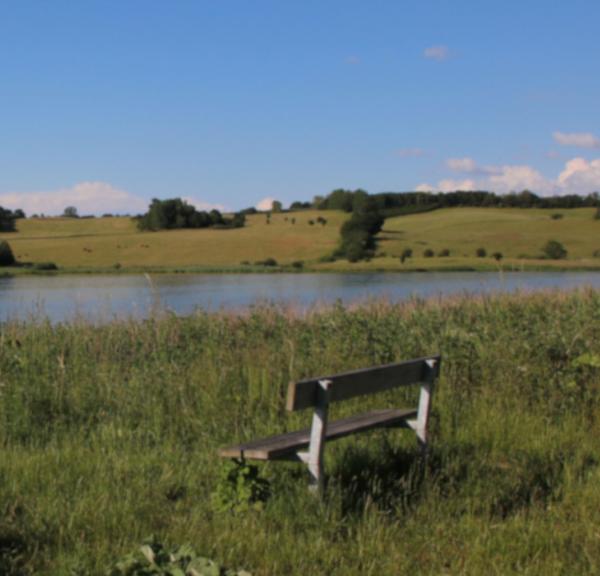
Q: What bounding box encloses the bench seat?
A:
[219,407,417,461]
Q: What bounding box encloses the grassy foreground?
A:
[1,207,599,273]
[1,291,600,574]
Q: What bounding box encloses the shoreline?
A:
[2,259,600,277]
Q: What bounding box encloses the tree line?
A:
[135,198,245,231]
[308,188,600,214]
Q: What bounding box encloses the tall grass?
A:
[1,290,599,574]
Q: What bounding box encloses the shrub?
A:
[493,252,503,261]
[212,459,271,514]
[291,260,304,269]
[551,213,563,220]
[108,536,251,575]
[400,248,413,263]
[0,241,16,266]
[33,262,58,271]
[438,248,450,257]
[476,247,487,257]
[543,240,568,260]
[423,248,434,258]
[255,258,278,267]
[595,207,600,220]
[592,250,600,258]
[308,220,315,226]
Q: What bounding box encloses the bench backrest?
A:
[286,355,441,412]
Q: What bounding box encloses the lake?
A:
[3,271,600,323]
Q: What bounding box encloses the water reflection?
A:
[3,271,600,323]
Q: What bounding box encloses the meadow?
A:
[0,207,599,272]
[0,290,599,574]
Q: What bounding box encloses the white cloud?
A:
[256,197,277,211]
[395,147,426,158]
[424,45,449,61]
[557,157,600,193]
[417,155,600,196]
[0,181,149,216]
[553,131,600,149]
[183,196,228,212]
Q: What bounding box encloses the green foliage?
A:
[476,247,487,257]
[438,248,450,257]
[211,460,271,514]
[271,201,282,213]
[423,248,434,258]
[0,240,16,266]
[0,206,19,232]
[551,213,564,220]
[291,260,304,269]
[62,206,79,218]
[493,252,503,261]
[254,257,277,267]
[400,248,412,263]
[108,536,251,576]
[543,239,568,259]
[337,196,384,262]
[137,199,244,232]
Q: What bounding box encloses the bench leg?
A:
[302,379,332,494]
[407,358,438,459]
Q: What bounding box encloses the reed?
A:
[0,290,599,574]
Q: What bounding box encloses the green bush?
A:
[438,248,450,257]
[0,241,16,266]
[108,536,251,575]
[291,260,304,269]
[400,248,413,263]
[255,258,278,267]
[476,247,487,257]
[543,240,568,259]
[423,248,434,258]
[492,252,503,261]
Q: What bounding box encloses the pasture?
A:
[0,291,599,574]
[0,207,598,272]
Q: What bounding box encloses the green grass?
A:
[1,207,599,273]
[1,291,600,574]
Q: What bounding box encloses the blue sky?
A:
[1,0,600,214]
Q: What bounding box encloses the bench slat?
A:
[219,408,417,460]
[286,355,439,412]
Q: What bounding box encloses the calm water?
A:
[2,271,600,323]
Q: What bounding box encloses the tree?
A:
[0,241,16,266]
[0,207,17,232]
[271,200,283,213]
[400,248,413,263]
[543,240,568,259]
[63,206,79,218]
[13,209,25,219]
[476,247,487,257]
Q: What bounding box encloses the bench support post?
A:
[298,379,332,494]
[407,358,438,457]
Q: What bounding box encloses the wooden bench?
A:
[219,355,441,492]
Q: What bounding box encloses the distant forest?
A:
[290,188,600,217]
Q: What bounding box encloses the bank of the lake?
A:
[1,291,599,574]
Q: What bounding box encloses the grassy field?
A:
[0,211,346,270]
[0,207,599,272]
[0,291,599,574]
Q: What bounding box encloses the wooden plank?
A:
[286,355,440,412]
[219,408,417,460]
